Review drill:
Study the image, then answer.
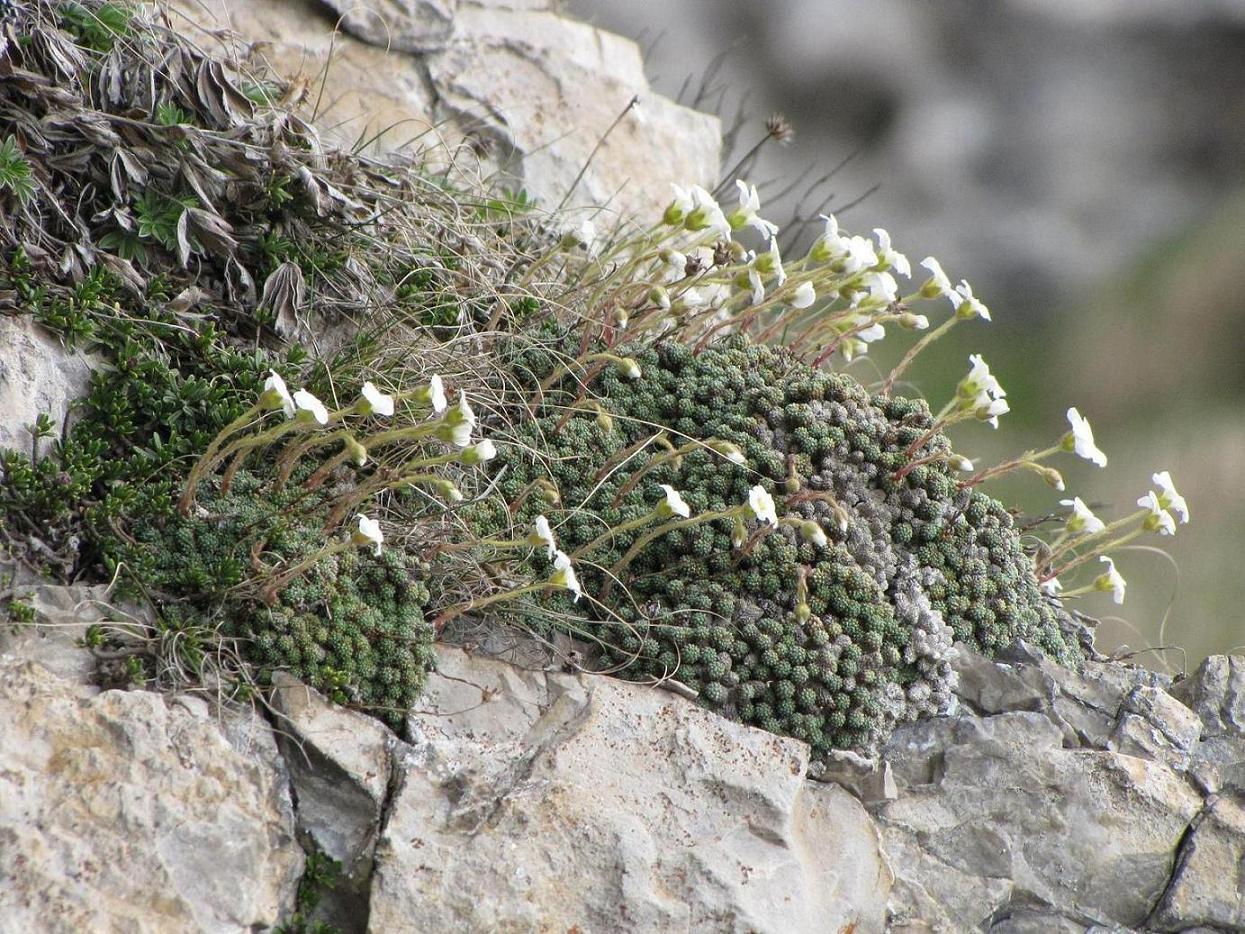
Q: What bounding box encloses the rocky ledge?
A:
[2,576,1242,932]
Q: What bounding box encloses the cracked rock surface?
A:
[369,646,892,933]
[2,575,1243,932]
[0,653,303,934]
[0,315,97,456]
[163,0,720,221]
[875,644,1245,932]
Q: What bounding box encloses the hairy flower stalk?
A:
[179,384,344,514]
[430,548,583,633]
[574,484,696,559]
[604,485,781,587]
[256,513,384,605]
[609,436,746,506]
[1041,481,1186,584]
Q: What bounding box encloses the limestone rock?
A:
[369,646,890,933]
[1108,684,1202,770]
[422,6,721,218]
[163,0,719,220]
[1173,655,1245,737]
[880,709,1204,930]
[0,657,302,933]
[1152,793,1245,931]
[164,0,441,156]
[269,673,398,930]
[0,578,109,690]
[322,0,457,53]
[0,315,97,454]
[1172,656,1245,794]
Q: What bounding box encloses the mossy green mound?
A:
[480,334,1079,752]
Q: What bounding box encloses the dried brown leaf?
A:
[260,260,306,339]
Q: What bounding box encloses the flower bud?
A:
[1039,466,1065,491]
[617,357,642,380]
[432,479,463,502]
[461,439,497,465]
[798,520,828,548]
[344,436,368,467]
[706,439,747,466]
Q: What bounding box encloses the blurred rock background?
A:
[570,0,1245,668]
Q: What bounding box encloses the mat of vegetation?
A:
[3,0,1185,753]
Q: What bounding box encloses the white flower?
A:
[809,213,846,264]
[658,484,692,519]
[686,185,731,238]
[729,179,780,238]
[747,265,766,306]
[1095,556,1127,605]
[665,184,696,226]
[860,270,899,305]
[809,215,876,273]
[844,315,886,344]
[531,515,557,559]
[764,238,786,286]
[352,514,383,556]
[462,439,497,465]
[791,281,816,309]
[957,352,1009,426]
[427,375,447,414]
[948,454,974,472]
[1061,497,1105,535]
[444,391,476,447]
[679,286,705,308]
[1041,577,1063,597]
[899,312,930,330]
[360,381,395,417]
[1137,490,1177,535]
[262,370,296,418]
[293,389,329,425]
[840,338,869,362]
[873,228,911,277]
[978,397,1010,429]
[747,484,778,526]
[954,280,990,321]
[659,248,688,282]
[1151,471,1188,524]
[1064,407,1107,467]
[619,358,642,380]
[959,354,1006,404]
[551,549,582,602]
[919,257,962,308]
[749,239,786,292]
[843,235,879,275]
